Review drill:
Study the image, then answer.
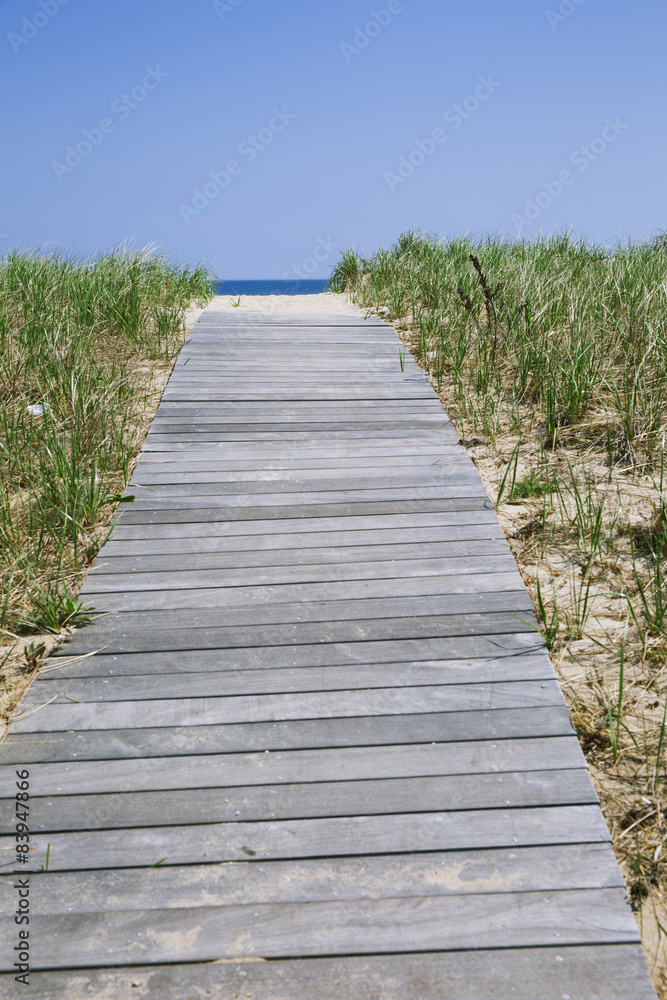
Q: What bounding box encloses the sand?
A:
[192,291,366,318]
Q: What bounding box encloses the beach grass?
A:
[0,246,214,714]
[332,229,667,993]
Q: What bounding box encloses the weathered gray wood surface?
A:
[1,844,624,910]
[0,767,593,830]
[1,708,574,766]
[0,305,655,998]
[0,948,654,1000]
[0,889,642,968]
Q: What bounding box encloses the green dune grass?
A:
[0,246,214,638]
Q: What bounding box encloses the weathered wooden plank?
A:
[85,556,518,590]
[180,330,394,338]
[143,428,460,443]
[3,946,656,1000]
[179,341,402,348]
[80,588,530,621]
[1,805,608,873]
[179,330,398,338]
[167,363,423,370]
[139,441,461,457]
[190,313,386,320]
[130,467,474,489]
[21,655,557,703]
[92,535,508,570]
[83,563,524,599]
[175,334,406,342]
[146,424,454,440]
[130,460,471,480]
[173,359,420,367]
[11,679,563,732]
[132,454,467,471]
[170,364,422,372]
[151,405,448,419]
[162,389,434,397]
[0,844,620,913]
[169,362,418,371]
[123,487,487,511]
[168,372,435,381]
[165,370,429,377]
[173,356,414,365]
[128,472,481,495]
[133,450,468,471]
[141,431,462,447]
[175,336,406,343]
[167,372,425,381]
[169,360,411,369]
[47,634,544,672]
[43,612,539,656]
[162,392,433,401]
[117,499,491,525]
[0,766,591,832]
[163,385,435,394]
[189,313,386,321]
[0,705,572,765]
[154,389,438,399]
[174,339,400,347]
[146,414,443,427]
[163,388,435,399]
[0,886,642,972]
[160,384,443,396]
[169,353,417,360]
[0,888,640,968]
[106,508,501,541]
[125,478,484,503]
[0,737,586,796]
[149,414,449,428]
[44,641,547,680]
[183,333,391,340]
[171,367,427,374]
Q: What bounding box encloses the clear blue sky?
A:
[1,0,665,278]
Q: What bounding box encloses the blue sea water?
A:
[213,279,329,296]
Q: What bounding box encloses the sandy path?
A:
[194,291,366,318]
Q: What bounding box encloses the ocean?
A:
[213,279,329,296]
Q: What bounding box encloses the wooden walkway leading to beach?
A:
[0,304,657,998]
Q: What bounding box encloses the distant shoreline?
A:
[213,278,328,296]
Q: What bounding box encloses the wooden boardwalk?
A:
[0,304,657,998]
